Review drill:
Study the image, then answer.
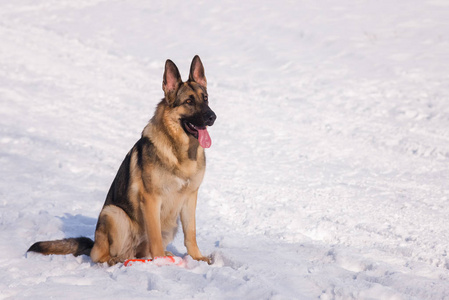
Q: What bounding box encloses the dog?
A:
[28,55,216,265]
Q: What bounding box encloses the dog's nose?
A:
[205,110,216,126]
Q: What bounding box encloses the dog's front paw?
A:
[194,255,212,265]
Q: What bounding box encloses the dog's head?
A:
[162,56,216,148]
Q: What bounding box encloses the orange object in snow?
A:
[124,256,185,267]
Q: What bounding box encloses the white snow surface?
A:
[1,1,449,299]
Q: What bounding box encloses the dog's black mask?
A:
[181,107,216,148]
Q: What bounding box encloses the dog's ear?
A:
[189,55,207,88]
[163,59,182,104]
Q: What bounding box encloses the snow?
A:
[1,0,449,299]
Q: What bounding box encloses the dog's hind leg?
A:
[90,205,137,265]
[90,221,110,264]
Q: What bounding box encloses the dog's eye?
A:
[185,99,194,105]
[204,95,208,102]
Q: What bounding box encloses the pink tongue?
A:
[197,128,212,148]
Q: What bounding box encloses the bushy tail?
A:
[27,237,94,257]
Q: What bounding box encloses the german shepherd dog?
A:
[28,56,216,265]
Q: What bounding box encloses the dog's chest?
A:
[162,164,204,194]
[171,175,191,192]
[158,170,203,223]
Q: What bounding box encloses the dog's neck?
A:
[142,102,204,170]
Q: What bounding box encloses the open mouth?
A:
[183,121,201,139]
[182,120,212,148]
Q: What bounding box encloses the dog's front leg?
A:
[141,193,165,258]
[181,190,211,264]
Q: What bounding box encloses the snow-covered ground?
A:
[1,0,449,299]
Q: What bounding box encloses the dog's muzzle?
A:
[204,109,216,127]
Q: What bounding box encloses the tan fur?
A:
[28,56,215,265]
[90,72,211,264]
